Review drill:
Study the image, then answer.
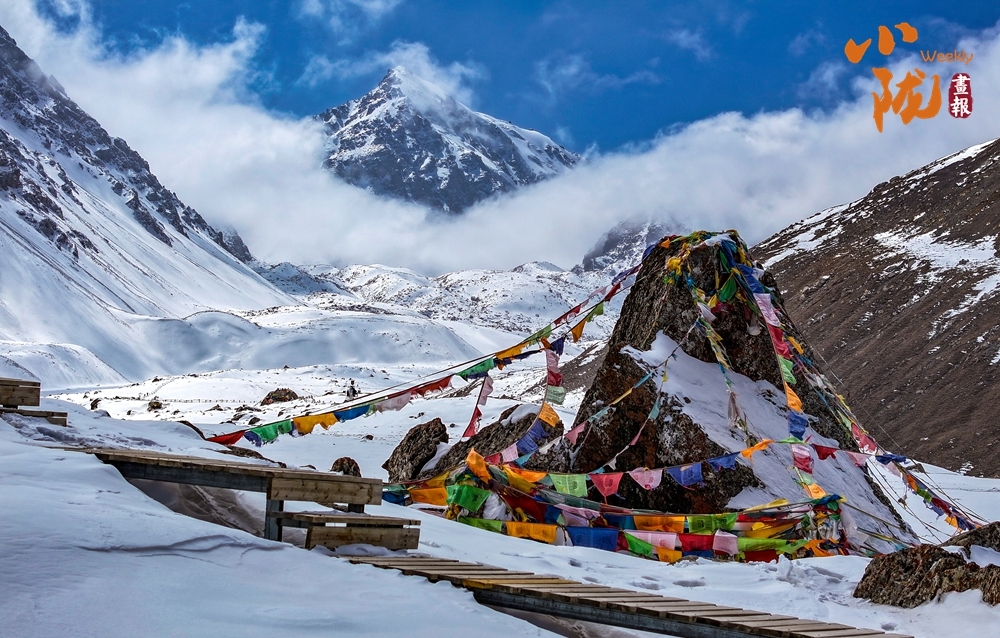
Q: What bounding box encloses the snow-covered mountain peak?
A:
[318,67,579,213]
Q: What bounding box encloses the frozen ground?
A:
[0,349,987,637]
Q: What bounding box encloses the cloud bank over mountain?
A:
[4,1,999,274]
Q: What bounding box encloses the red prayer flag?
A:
[812,444,839,460]
[588,472,623,499]
[791,444,814,473]
[678,533,715,552]
[463,407,481,438]
[208,430,246,445]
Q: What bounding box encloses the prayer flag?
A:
[550,337,566,355]
[787,410,808,439]
[550,474,588,497]
[678,534,715,552]
[791,444,814,473]
[458,357,495,380]
[409,487,449,506]
[753,293,781,326]
[478,376,494,405]
[628,468,663,490]
[500,443,519,463]
[876,453,907,464]
[707,453,740,471]
[208,430,247,445]
[812,444,839,460]
[570,319,586,343]
[778,356,797,385]
[785,384,803,412]
[852,424,879,453]
[242,431,260,446]
[291,413,338,434]
[412,375,453,396]
[498,489,547,521]
[458,517,503,533]
[666,462,703,487]
[503,466,536,493]
[375,392,411,412]
[484,453,501,465]
[603,514,636,530]
[688,513,737,534]
[845,451,868,467]
[333,404,372,422]
[624,533,655,557]
[495,343,526,361]
[446,484,491,512]
[564,423,585,445]
[462,407,481,438]
[588,472,623,498]
[768,325,793,358]
[545,385,567,405]
[466,449,492,483]
[634,515,685,533]
[712,530,739,556]
[656,548,683,563]
[537,403,561,427]
[565,527,618,551]
[505,521,558,544]
[741,439,774,459]
[517,420,548,455]
[626,531,678,549]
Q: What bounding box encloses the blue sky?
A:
[39,1,1000,152]
[8,1,1000,272]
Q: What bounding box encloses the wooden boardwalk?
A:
[89,448,418,548]
[349,556,912,638]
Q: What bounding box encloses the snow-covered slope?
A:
[318,67,579,213]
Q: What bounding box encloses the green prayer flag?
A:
[458,517,503,533]
[588,302,605,321]
[250,421,284,443]
[275,419,293,435]
[624,533,654,557]
[550,474,589,497]
[717,275,738,302]
[737,537,788,553]
[687,513,738,534]
[779,357,796,385]
[446,484,491,512]
[526,325,553,345]
[545,385,567,405]
[459,357,496,379]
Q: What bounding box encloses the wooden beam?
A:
[111,460,270,491]
[307,526,419,550]
[268,477,381,505]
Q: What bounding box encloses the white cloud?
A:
[299,40,484,105]
[296,0,403,41]
[3,1,1000,277]
[789,28,826,56]
[533,53,660,104]
[663,28,712,61]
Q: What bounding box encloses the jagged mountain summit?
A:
[317,67,579,213]
[753,138,1000,476]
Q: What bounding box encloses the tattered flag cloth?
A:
[462,375,494,438]
[413,375,453,397]
[208,430,246,445]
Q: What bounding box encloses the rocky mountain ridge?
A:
[318,67,578,213]
[753,137,1000,476]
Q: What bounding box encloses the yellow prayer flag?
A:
[408,487,449,506]
[537,403,561,427]
[292,413,338,434]
[787,335,805,354]
[423,471,450,489]
[505,521,558,544]
[741,439,774,459]
[570,319,586,343]
[507,466,548,483]
[802,482,827,499]
[785,384,803,412]
[634,515,686,533]
[503,467,537,493]
[466,449,492,483]
[655,547,683,563]
[495,343,526,360]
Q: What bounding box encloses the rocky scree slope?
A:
[753,138,1000,477]
[317,66,578,214]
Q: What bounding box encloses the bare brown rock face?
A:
[260,388,299,405]
[754,139,1000,476]
[382,418,449,483]
[854,522,1000,607]
[330,457,362,477]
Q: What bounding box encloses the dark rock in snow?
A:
[330,456,362,477]
[382,417,449,483]
[854,523,1000,607]
[260,388,299,405]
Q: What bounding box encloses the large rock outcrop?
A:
[854,522,1000,607]
[535,232,910,548]
[382,418,449,483]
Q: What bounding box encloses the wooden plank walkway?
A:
[88,449,418,548]
[349,556,912,638]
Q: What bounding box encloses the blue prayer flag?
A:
[707,453,740,472]
[566,527,620,551]
[788,410,808,439]
[667,462,703,487]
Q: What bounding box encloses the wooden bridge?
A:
[349,556,913,638]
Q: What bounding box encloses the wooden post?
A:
[264,482,283,542]
[347,503,365,513]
